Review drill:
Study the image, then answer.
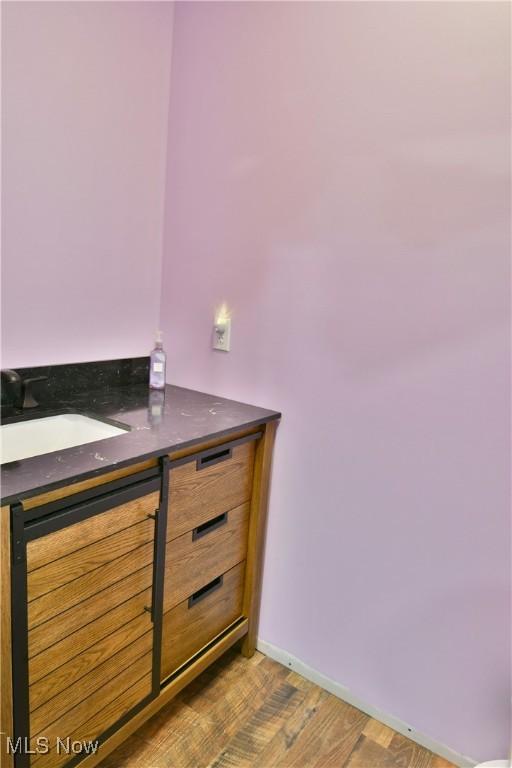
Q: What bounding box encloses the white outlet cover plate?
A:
[213,318,231,352]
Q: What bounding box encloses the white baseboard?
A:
[256,638,477,768]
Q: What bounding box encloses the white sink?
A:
[0,413,129,464]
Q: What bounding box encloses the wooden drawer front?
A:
[164,501,249,613]
[167,440,256,541]
[161,561,245,680]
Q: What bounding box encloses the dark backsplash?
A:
[1,357,149,413]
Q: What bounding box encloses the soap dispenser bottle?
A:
[149,330,166,389]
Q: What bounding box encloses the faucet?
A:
[1,369,48,409]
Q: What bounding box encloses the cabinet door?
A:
[10,473,167,768]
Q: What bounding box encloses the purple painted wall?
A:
[1,1,173,367]
[160,2,511,762]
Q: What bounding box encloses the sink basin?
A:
[0,413,129,464]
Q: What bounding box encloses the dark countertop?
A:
[0,383,280,505]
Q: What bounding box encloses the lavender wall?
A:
[1,1,173,367]
[160,2,511,762]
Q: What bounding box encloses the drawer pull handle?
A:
[196,447,232,470]
[188,575,224,608]
[192,512,228,541]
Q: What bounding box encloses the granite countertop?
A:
[0,381,280,505]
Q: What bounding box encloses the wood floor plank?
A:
[183,650,289,739]
[363,718,395,749]
[346,731,435,768]
[138,647,266,763]
[98,651,457,768]
[268,694,368,768]
[344,735,403,768]
[429,758,459,768]
[253,681,329,767]
[208,681,304,768]
[286,670,316,692]
[91,734,153,768]
[136,698,218,768]
[387,732,434,768]
[175,651,292,767]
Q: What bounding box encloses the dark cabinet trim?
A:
[10,501,30,768]
[24,475,161,542]
[22,466,161,525]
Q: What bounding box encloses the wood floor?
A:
[98,648,457,768]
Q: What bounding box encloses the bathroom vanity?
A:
[0,359,280,768]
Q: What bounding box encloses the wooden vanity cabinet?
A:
[1,420,277,768]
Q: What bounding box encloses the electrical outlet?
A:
[212,318,231,351]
